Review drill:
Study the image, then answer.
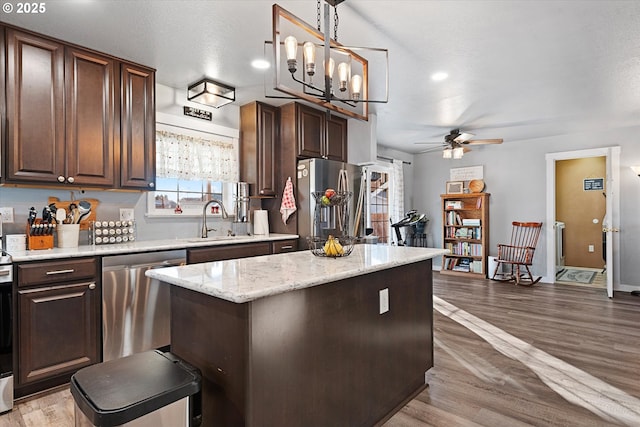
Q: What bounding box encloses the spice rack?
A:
[89,220,136,245]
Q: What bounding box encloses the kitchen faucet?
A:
[201,199,229,238]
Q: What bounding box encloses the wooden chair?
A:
[492,221,543,285]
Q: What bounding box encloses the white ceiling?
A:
[3,0,640,154]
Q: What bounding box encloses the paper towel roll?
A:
[253,210,269,235]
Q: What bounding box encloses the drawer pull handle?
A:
[280,245,293,250]
[88,283,96,290]
[0,270,10,277]
[45,269,75,275]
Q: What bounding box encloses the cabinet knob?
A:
[57,176,65,183]
[67,176,75,184]
[88,283,96,290]
[148,182,155,188]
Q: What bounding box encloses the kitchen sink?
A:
[183,235,254,243]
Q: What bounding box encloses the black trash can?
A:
[71,350,201,427]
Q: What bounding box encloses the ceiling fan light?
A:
[453,147,464,159]
[454,132,474,142]
[442,148,453,159]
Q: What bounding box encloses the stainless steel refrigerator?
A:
[296,158,364,246]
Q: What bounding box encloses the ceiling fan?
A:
[416,129,503,158]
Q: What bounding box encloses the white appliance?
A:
[555,221,566,273]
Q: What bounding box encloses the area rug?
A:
[556,268,596,284]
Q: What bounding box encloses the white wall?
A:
[410,126,640,290]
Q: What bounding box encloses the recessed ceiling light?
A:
[431,72,448,82]
[251,59,270,70]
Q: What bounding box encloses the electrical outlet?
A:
[588,244,595,253]
[0,207,14,223]
[119,208,135,222]
[379,288,389,314]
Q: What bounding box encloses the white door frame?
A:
[545,147,620,297]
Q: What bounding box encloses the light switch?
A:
[379,288,389,314]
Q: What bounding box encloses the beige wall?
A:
[556,157,606,268]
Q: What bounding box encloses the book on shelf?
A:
[452,258,471,272]
[445,200,463,210]
[462,218,480,226]
[455,228,469,238]
[476,197,482,209]
[472,260,483,273]
[446,211,463,226]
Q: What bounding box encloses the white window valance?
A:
[156,129,239,182]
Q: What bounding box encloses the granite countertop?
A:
[146,245,447,303]
[8,233,299,262]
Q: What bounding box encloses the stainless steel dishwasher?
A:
[102,250,186,362]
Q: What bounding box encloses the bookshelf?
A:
[440,193,490,277]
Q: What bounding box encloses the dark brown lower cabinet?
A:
[15,258,100,397]
[187,242,272,264]
[171,260,433,426]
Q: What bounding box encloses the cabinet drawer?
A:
[188,242,272,264]
[18,257,97,287]
[272,239,297,254]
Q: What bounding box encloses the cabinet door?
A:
[5,29,65,183]
[257,104,278,196]
[241,102,278,197]
[187,242,272,264]
[120,62,156,190]
[65,47,116,186]
[297,104,325,159]
[18,281,99,386]
[325,115,347,162]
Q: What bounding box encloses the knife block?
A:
[27,220,55,250]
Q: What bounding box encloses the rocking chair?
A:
[492,221,543,285]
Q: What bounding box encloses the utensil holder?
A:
[57,224,80,248]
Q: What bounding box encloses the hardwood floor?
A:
[385,272,640,427]
[2,272,639,426]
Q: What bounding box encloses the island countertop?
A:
[146,245,447,303]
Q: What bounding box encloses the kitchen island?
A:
[147,245,447,426]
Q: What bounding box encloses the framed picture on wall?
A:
[446,181,464,194]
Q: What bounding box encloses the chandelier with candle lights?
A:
[268,0,388,121]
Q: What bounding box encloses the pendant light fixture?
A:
[268,1,388,121]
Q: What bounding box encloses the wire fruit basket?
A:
[307,235,356,258]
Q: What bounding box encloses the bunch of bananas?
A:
[323,235,344,257]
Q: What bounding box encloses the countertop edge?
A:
[8,234,299,262]
[146,246,448,303]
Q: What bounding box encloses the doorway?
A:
[554,157,606,289]
[545,147,620,298]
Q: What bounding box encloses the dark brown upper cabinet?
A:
[120,62,156,190]
[2,26,155,190]
[282,102,347,163]
[5,29,66,184]
[65,46,117,186]
[240,101,278,197]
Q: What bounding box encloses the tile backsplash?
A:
[0,186,233,244]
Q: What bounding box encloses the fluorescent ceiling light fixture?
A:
[251,59,270,69]
[187,78,235,108]
[431,72,448,81]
